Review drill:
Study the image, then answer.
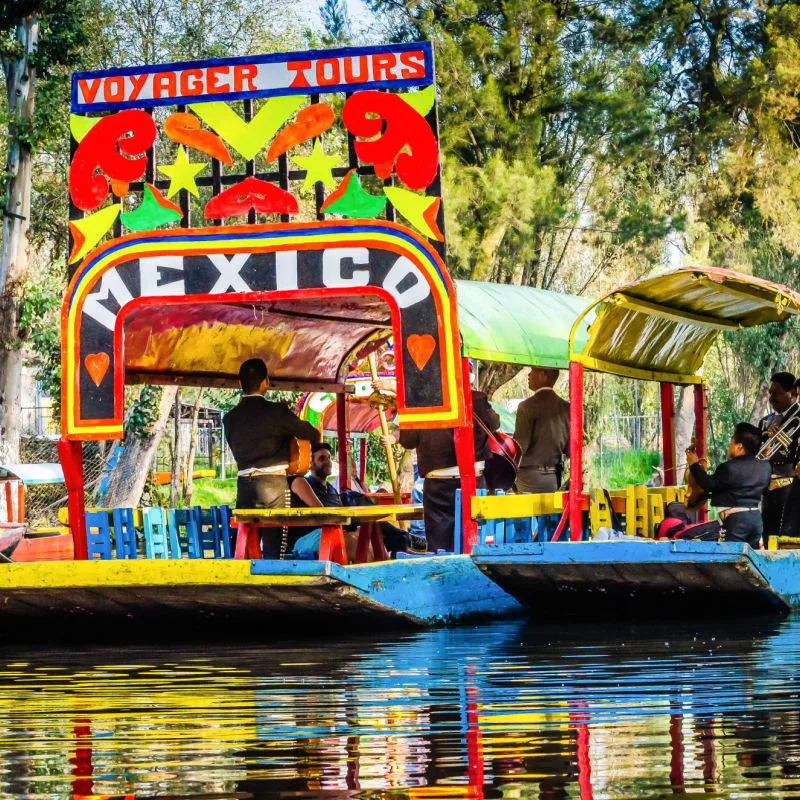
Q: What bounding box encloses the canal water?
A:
[2,615,800,799]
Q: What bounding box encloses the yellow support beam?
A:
[589,489,613,535]
[0,560,317,590]
[471,492,564,521]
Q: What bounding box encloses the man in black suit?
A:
[759,371,799,546]
[223,358,320,558]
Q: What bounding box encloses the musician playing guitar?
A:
[376,361,500,553]
[223,358,321,559]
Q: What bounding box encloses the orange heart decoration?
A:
[406,334,436,371]
[85,352,110,386]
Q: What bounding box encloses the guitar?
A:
[288,438,312,475]
[683,438,708,511]
[474,414,522,491]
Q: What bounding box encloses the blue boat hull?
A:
[472,541,800,618]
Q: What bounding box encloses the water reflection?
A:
[2,615,800,798]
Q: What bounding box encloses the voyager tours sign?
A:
[72,43,433,112]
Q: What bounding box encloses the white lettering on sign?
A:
[82,268,133,331]
[208,253,251,293]
[322,248,370,288]
[140,256,185,296]
[383,255,431,309]
[71,44,431,111]
[274,250,298,291]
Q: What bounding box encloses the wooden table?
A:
[233,504,424,564]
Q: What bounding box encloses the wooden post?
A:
[660,383,676,485]
[454,357,477,552]
[336,392,349,491]
[368,352,401,504]
[359,437,367,484]
[4,482,12,522]
[57,439,87,560]
[568,361,584,541]
[17,482,24,524]
[694,382,709,522]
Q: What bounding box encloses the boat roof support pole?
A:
[568,360,584,541]
[358,438,367,485]
[336,393,349,492]
[694,382,709,522]
[454,356,477,553]
[57,439,87,560]
[660,383,677,486]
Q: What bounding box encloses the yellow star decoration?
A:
[158,145,205,198]
[291,141,339,190]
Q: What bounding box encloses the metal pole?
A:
[454,356,477,551]
[660,383,676,485]
[368,352,401,503]
[336,393,349,491]
[569,361,584,541]
[694,382,708,522]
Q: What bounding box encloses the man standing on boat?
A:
[759,372,799,546]
[223,358,321,558]
[514,367,570,494]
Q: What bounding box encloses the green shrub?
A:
[588,448,660,489]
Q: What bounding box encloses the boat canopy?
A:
[456,280,594,368]
[122,295,393,392]
[570,267,800,384]
[0,464,64,485]
[122,280,593,386]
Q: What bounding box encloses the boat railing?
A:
[470,485,688,545]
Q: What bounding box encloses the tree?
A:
[320,0,351,45]
[103,386,178,508]
[370,0,683,394]
[0,0,88,462]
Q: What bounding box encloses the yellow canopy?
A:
[569,267,800,384]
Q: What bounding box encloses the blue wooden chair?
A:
[112,507,138,559]
[143,507,173,559]
[192,505,222,557]
[85,510,113,560]
[212,505,234,559]
[167,509,202,559]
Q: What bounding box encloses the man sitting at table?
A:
[223,357,320,559]
[292,442,426,559]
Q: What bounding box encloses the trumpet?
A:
[757,402,800,461]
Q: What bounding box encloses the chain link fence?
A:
[0,436,109,528]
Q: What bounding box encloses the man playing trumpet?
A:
[759,372,799,547]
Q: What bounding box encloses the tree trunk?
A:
[183,389,204,506]
[479,363,523,398]
[103,386,178,508]
[170,388,183,506]
[0,14,39,465]
[750,378,770,425]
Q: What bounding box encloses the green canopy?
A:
[489,401,516,434]
[455,280,594,368]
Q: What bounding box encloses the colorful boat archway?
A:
[57,39,478,561]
